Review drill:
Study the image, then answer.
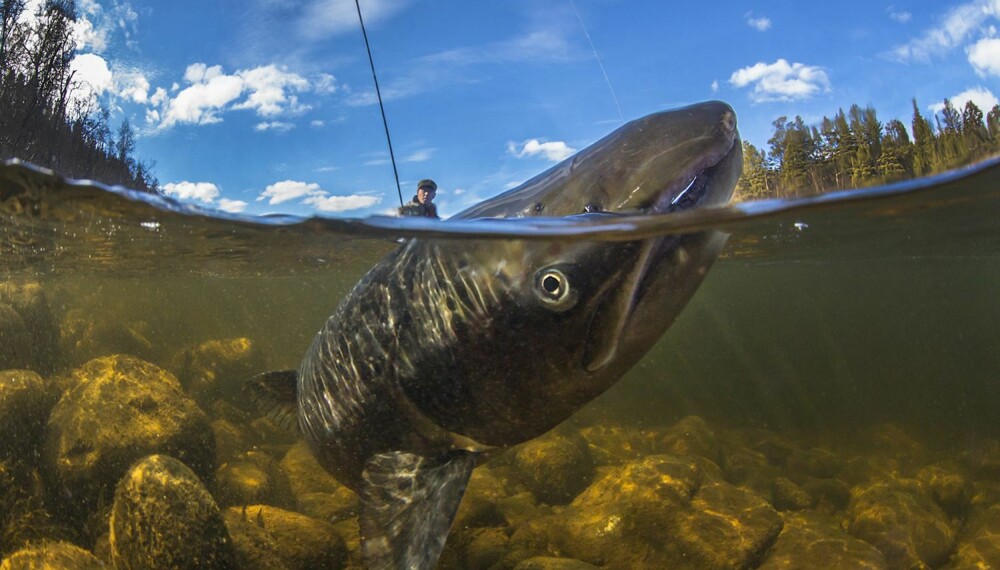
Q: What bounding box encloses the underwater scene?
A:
[1,150,999,570]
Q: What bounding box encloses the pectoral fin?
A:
[245,370,300,432]
[360,450,476,570]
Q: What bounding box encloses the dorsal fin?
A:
[245,370,300,432]
[360,450,476,570]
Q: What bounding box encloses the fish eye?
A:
[534,267,576,310]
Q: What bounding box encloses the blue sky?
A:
[58,0,1000,217]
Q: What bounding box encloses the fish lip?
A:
[581,134,740,373]
[648,139,738,215]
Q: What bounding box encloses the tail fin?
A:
[360,450,476,569]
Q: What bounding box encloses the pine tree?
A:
[911,99,935,177]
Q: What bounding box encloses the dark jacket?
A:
[398,196,439,218]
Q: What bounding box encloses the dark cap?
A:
[417,179,437,192]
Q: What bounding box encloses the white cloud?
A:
[216,198,248,213]
[888,0,996,61]
[234,64,310,117]
[310,120,326,128]
[68,54,150,109]
[930,86,999,113]
[160,69,244,128]
[729,59,831,103]
[453,188,466,195]
[153,63,319,129]
[888,8,912,23]
[314,73,337,94]
[507,139,577,162]
[162,181,221,203]
[299,0,409,40]
[303,193,381,212]
[711,80,719,92]
[70,53,114,96]
[254,121,295,132]
[746,14,771,32]
[404,149,434,162]
[969,37,1000,75]
[258,180,322,205]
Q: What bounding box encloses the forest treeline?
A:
[736,97,1000,201]
[0,0,156,192]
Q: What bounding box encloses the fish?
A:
[249,101,742,569]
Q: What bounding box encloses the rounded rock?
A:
[513,432,594,505]
[0,540,106,570]
[43,355,214,523]
[0,369,56,464]
[0,304,32,371]
[0,282,59,374]
[109,454,236,570]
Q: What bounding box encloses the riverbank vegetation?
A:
[736,99,1000,201]
[0,0,156,192]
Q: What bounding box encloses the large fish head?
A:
[456,100,740,219]
[406,102,741,444]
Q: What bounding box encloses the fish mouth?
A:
[582,122,741,373]
[642,114,741,215]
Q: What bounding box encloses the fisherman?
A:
[398,179,439,218]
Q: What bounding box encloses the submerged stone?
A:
[917,462,973,515]
[226,505,346,570]
[43,355,214,523]
[170,337,264,410]
[771,476,814,511]
[280,440,343,497]
[786,446,844,479]
[513,557,602,570]
[577,424,654,466]
[0,304,31,371]
[0,369,56,464]
[657,415,719,462]
[946,504,1000,569]
[223,508,291,570]
[109,455,236,570]
[216,450,294,509]
[0,282,59,374]
[758,510,887,569]
[513,432,594,505]
[846,480,955,569]
[0,540,106,570]
[59,310,156,367]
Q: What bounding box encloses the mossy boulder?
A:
[212,418,253,466]
[772,476,814,511]
[223,508,291,570]
[109,454,236,570]
[280,440,343,497]
[216,451,294,509]
[43,355,214,523]
[656,415,719,462]
[0,305,31,372]
[0,282,59,374]
[786,446,844,479]
[946,504,1000,569]
[758,510,887,569]
[846,480,955,568]
[0,369,56,464]
[513,432,594,505]
[454,467,511,529]
[551,454,782,569]
[513,557,601,570]
[170,337,264,410]
[0,540,106,569]
[577,424,654,466]
[226,505,346,570]
[59,310,155,367]
[917,462,973,515]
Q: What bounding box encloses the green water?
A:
[2,159,1000,568]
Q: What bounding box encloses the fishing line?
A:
[354,0,404,207]
[569,0,624,124]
